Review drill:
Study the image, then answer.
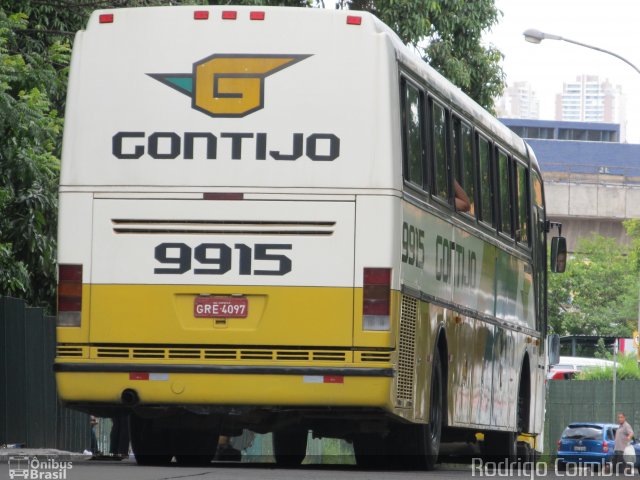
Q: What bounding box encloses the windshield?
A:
[562,426,603,440]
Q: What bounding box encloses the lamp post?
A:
[523,29,640,76]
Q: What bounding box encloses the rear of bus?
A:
[55,6,404,439]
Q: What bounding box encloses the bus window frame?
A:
[514,159,531,248]
[452,114,477,221]
[429,96,451,209]
[400,77,427,191]
[476,133,494,228]
[496,147,514,241]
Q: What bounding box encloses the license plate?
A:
[573,446,587,452]
[194,296,248,318]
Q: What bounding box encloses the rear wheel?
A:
[391,345,444,470]
[353,433,388,469]
[421,345,444,470]
[174,426,220,466]
[481,431,517,463]
[273,428,308,466]
[131,414,220,466]
[130,415,173,466]
[516,440,533,464]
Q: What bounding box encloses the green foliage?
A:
[548,234,639,338]
[342,0,505,110]
[594,338,611,360]
[0,7,68,310]
[577,354,640,381]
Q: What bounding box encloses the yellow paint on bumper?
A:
[56,370,393,408]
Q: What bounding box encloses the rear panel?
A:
[89,198,356,346]
[56,6,402,413]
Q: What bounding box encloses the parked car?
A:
[557,422,640,469]
[547,367,579,380]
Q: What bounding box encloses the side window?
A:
[453,116,475,216]
[401,80,424,187]
[532,170,544,210]
[497,149,512,236]
[516,162,530,245]
[478,136,493,225]
[431,101,449,201]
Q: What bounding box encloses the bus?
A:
[54,5,564,468]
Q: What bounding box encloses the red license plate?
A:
[194,296,248,318]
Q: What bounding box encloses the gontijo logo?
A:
[148,54,311,118]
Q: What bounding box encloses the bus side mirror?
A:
[548,334,560,366]
[551,236,567,273]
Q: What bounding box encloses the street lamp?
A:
[523,28,640,76]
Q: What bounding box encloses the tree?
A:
[339,0,505,111]
[0,7,68,310]
[208,0,505,110]
[548,233,638,337]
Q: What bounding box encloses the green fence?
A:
[0,296,90,452]
[544,380,640,455]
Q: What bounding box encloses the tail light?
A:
[557,439,561,450]
[602,442,609,453]
[362,268,391,331]
[99,13,114,24]
[57,264,82,327]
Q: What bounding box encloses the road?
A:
[1,456,614,480]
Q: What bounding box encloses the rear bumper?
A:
[54,363,394,408]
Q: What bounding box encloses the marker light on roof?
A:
[194,11,209,20]
[222,11,237,20]
[346,15,362,25]
[250,11,265,21]
[99,13,114,24]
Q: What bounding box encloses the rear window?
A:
[562,426,603,440]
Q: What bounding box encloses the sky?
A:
[483,0,640,143]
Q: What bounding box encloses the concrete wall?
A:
[544,173,640,251]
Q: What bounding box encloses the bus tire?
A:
[130,414,173,466]
[174,426,219,466]
[482,431,517,463]
[353,434,387,469]
[273,428,308,466]
[517,441,532,464]
[421,345,443,470]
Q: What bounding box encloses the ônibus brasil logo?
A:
[148,54,311,118]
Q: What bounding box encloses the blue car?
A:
[557,422,640,469]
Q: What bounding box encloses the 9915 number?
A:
[401,222,425,268]
[154,242,292,276]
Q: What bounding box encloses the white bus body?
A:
[56,6,551,466]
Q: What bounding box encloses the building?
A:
[500,118,619,143]
[554,75,626,141]
[500,118,640,250]
[495,81,539,119]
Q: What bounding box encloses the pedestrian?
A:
[612,412,634,474]
[110,414,130,459]
[89,415,101,456]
